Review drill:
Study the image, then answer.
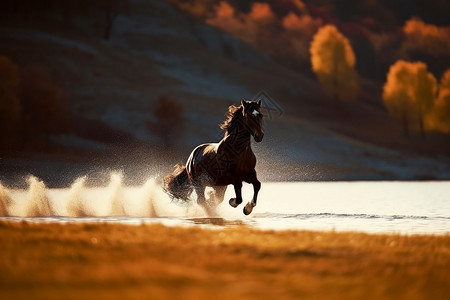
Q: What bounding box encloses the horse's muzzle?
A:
[254,132,264,142]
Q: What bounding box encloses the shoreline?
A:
[1,216,450,237]
[1,221,449,300]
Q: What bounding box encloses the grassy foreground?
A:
[0,221,449,300]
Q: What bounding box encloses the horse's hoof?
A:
[243,202,254,215]
[229,198,239,208]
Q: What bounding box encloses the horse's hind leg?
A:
[243,170,261,215]
[211,185,227,206]
[194,184,216,217]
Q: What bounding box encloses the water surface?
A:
[1,179,449,235]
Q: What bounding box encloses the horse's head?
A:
[242,99,264,142]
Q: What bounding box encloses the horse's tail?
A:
[163,164,193,201]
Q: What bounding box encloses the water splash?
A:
[140,178,157,217]
[0,182,12,216]
[25,176,53,217]
[108,172,125,216]
[66,176,87,217]
[0,172,216,219]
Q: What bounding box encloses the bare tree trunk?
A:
[102,0,127,40]
[402,109,409,138]
[333,60,339,102]
[104,9,117,40]
[418,104,426,140]
[419,116,425,139]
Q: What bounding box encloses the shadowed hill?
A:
[0,0,449,183]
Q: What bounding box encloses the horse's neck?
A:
[223,123,251,150]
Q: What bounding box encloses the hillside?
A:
[0,0,449,185]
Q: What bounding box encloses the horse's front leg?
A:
[243,170,261,215]
[229,182,243,208]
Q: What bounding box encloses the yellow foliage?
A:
[440,69,450,90]
[309,25,358,101]
[426,69,450,133]
[382,60,437,135]
[404,17,442,38]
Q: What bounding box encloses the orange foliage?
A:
[173,0,216,18]
[206,1,320,65]
[207,2,249,42]
[402,17,450,57]
[383,60,437,136]
[309,25,357,101]
[207,2,278,51]
[290,0,307,12]
[282,12,322,36]
[426,69,450,133]
[248,2,276,22]
[214,1,234,19]
[404,17,442,37]
[280,12,322,60]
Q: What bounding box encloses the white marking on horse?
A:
[252,109,259,117]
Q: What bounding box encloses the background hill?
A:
[0,0,449,186]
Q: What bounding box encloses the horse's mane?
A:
[219,104,243,134]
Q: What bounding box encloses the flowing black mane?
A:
[219,104,243,134]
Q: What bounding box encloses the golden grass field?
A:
[1,221,449,300]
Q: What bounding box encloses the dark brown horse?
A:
[164,99,264,215]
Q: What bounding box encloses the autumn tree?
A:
[382,60,437,138]
[147,96,186,148]
[96,0,129,40]
[426,69,450,133]
[0,56,21,149]
[310,25,358,101]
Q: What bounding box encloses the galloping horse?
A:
[164,99,264,215]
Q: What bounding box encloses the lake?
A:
[1,178,449,235]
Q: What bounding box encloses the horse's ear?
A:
[257,99,262,106]
[241,98,245,107]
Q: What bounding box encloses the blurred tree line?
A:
[308,25,449,138]
[174,0,449,140]
[0,56,70,153]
